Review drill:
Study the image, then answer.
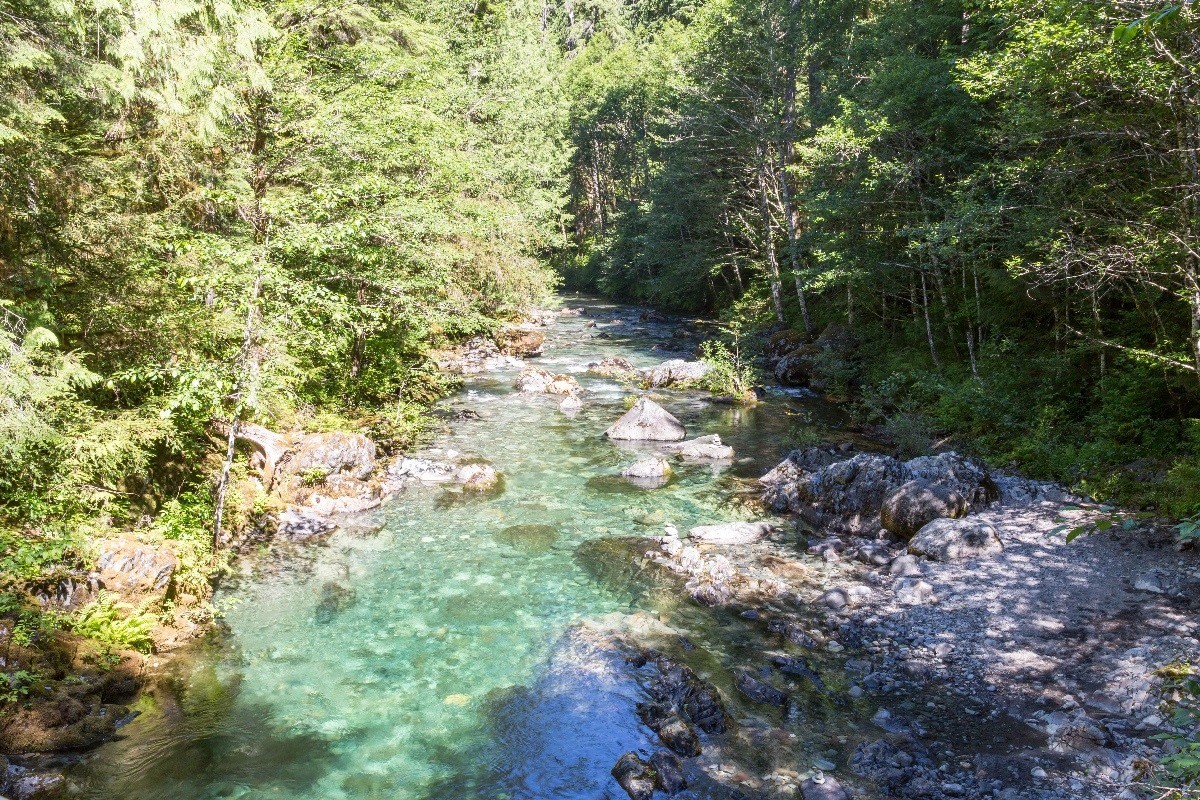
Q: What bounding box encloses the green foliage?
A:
[71,592,156,654]
[697,340,757,402]
[1152,662,1200,795]
[0,670,39,704]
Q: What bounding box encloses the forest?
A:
[2,0,1200,798]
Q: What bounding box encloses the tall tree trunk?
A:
[755,148,785,323]
[921,270,940,368]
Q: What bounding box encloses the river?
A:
[66,296,855,800]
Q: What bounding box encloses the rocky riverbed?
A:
[8,297,1194,800]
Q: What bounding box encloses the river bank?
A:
[3,296,1194,800]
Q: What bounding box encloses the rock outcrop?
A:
[604,398,686,441]
[759,449,994,534]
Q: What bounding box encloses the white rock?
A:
[688,521,772,545]
[661,434,735,461]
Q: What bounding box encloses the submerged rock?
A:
[688,521,771,545]
[604,398,686,442]
[273,509,338,541]
[559,395,584,415]
[880,479,967,539]
[908,517,1002,561]
[496,524,559,552]
[456,463,500,492]
[733,669,787,707]
[660,434,734,461]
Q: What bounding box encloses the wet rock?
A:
[880,479,967,539]
[771,655,825,690]
[388,458,458,483]
[612,752,656,800]
[649,750,687,795]
[456,463,500,491]
[622,458,672,480]
[559,395,584,415]
[296,473,382,515]
[638,703,701,757]
[774,344,819,386]
[647,654,731,733]
[801,774,850,800]
[642,359,711,388]
[496,524,559,552]
[605,398,686,442]
[0,694,129,753]
[908,517,1002,561]
[94,539,176,600]
[688,521,772,545]
[894,577,936,605]
[766,619,818,649]
[734,669,787,707]
[587,356,639,379]
[494,326,545,356]
[660,434,734,461]
[5,768,66,800]
[273,509,338,541]
[516,365,579,395]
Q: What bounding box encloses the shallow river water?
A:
[67,297,860,800]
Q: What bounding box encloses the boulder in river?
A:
[660,434,734,461]
[559,395,584,415]
[515,365,580,396]
[733,669,787,707]
[908,517,1002,560]
[642,359,711,388]
[621,458,671,480]
[688,521,771,545]
[611,753,656,800]
[880,479,967,539]
[649,750,686,795]
[587,356,638,379]
[456,463,500,491]
[604,398,686,441]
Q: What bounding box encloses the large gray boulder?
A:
[276,431,377,483]
[759,449,994,533]
[880,479,967,539]
[642,359,711,388]
[604,398,686,441]
[908,517,1002,560]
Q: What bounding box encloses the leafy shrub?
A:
[698,340,757,403]
[72,592,155,653]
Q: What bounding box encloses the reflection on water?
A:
[66,297,850,800]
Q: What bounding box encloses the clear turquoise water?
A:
[66,298,847,800]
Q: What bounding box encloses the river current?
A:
[67,296,849,800]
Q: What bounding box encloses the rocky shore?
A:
[614,445,1200,800]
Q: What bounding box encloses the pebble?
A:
[1031,767,1047,779]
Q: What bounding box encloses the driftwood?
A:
[212,421,292,490]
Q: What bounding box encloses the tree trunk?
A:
[755,149,785,323]
[921,270,940,368]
